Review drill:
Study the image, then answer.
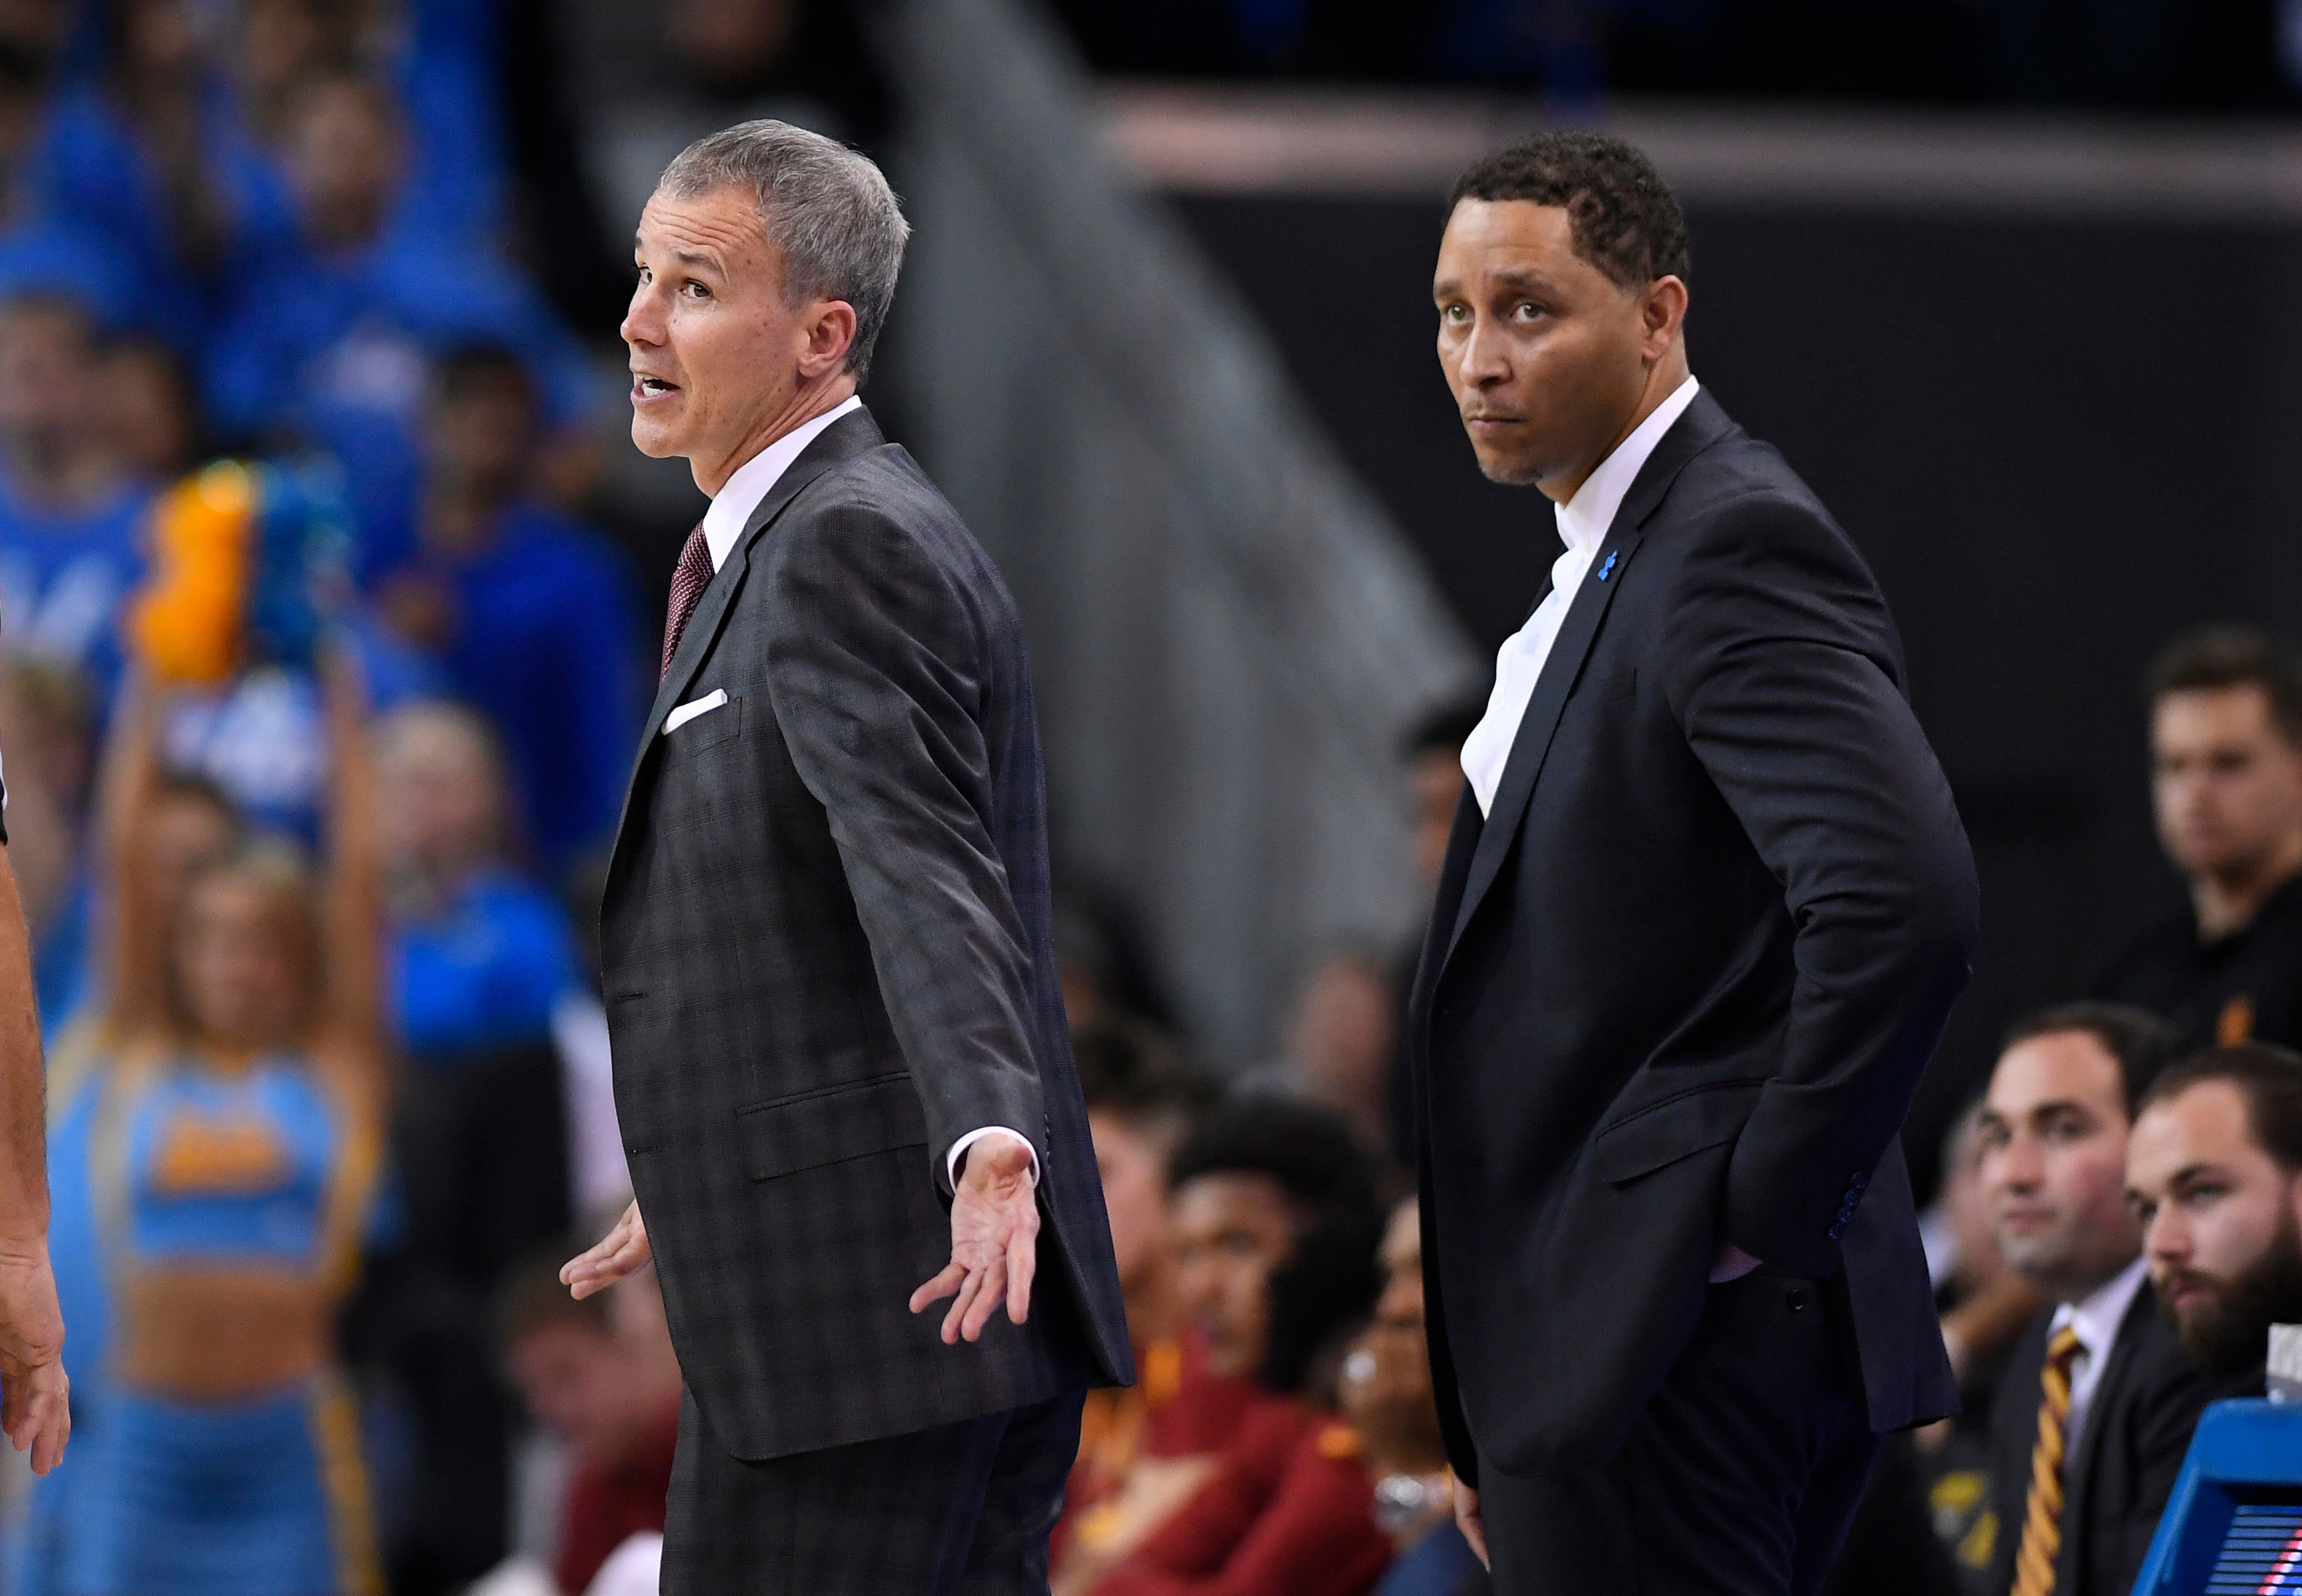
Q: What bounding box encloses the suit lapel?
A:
[1438,391,1739,970]
[2058,1281,2158,1582]
[1444,529,1641,963]
[610,407,889,867]
[640,407,889,744]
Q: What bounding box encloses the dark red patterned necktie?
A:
[659,522,714,683]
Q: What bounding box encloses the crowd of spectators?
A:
[0,0,670,1590]
[0,1,2298,1593]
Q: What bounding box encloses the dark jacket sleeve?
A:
[759,500,1046,1182]
[1657,493,1980,1277]
[2087,1319,2235,1596]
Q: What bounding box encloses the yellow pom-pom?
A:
[128,465,256,685]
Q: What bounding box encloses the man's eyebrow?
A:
[632,235,724,272]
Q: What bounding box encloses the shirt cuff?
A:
[947,1127,1039,1191]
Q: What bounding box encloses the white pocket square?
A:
[664,688,728,733]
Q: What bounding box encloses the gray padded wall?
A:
[872,0,1478,1065]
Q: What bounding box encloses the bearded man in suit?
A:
[560,120,1131,1595]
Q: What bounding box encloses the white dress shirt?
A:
[701,394,864,571]
[1461,375,1702,816]
[2049,1253,2149,1452]
[699,394,1037,1192]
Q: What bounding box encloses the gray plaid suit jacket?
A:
[601,406,1133,1461]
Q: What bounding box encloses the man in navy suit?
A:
[1409,132,1980,1595]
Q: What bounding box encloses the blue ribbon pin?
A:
[1596,549,1618,583]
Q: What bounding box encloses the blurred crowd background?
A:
[0,0,2298,1593]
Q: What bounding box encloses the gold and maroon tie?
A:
[2011,1324,2086,1596]
[659,523,714,684]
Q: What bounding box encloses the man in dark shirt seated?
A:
[1975,1002,2200,1596]
[1342,1197,1486,1596]
[2125,1043,2300,1395]
[2099,626,2302,1049]
[499,1250,684,1595]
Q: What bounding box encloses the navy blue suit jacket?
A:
[1410,391,1978,1478]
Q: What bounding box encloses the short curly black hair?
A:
[1167,1097,1377,1216]
[1447,130,1691,289]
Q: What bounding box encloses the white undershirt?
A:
[1461,376,1701,816]
[2050,1254,2149,1454]
[699,394,1036,1193]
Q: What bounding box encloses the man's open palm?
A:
[910,1136,1037,1343]
[0,1244,68,1474]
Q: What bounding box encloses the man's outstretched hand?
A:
[562,1200,652,1300]
[911,1135,1037,1344]
[0,1240,68,1474]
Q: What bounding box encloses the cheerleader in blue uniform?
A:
[57,654,387,1596]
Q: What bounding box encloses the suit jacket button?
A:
[1826,1224,1844,1240]
[1851,1171,1869,1189]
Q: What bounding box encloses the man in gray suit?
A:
[560,120,1131,1593]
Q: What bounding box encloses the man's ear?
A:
[797,299,859,382]
[1641,275,1688,362]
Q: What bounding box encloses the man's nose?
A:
[2143,1204,2188,1262]
[1458,319,1510,387]
[621,287,664,347]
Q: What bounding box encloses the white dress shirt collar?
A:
[1555,373,1702,556]
[2048,1253,2149,1448]
[700,394,865,572]
[1458,375,1700,816]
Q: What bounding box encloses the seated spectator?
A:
[2098,626,2302,1050]
[373,345,642,874]
[1911,1099,2039,1591]
[1064,1022,1221,1531]
[0,293,149,701]
[102,332,204,481]
[497,1250,682,1596]
[1341,1198,1484,1596]
[1386,696,1483,1166]
[27,0,297,350]
[230,0,510,247]
[1064,1097,1393,1596]
[2126,1042,2302,1386]
[1268,947,1397,1156]
[378,699,582,1063]
[1975,1001,2207,1596]
[364,703,586,1588]
[205,73,594,577]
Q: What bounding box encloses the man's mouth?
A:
[2160,1270,2217,1312]
[634,376,679,397]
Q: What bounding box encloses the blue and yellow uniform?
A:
[33,1054,383,1596]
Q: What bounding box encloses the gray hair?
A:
[658,120,911,384]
